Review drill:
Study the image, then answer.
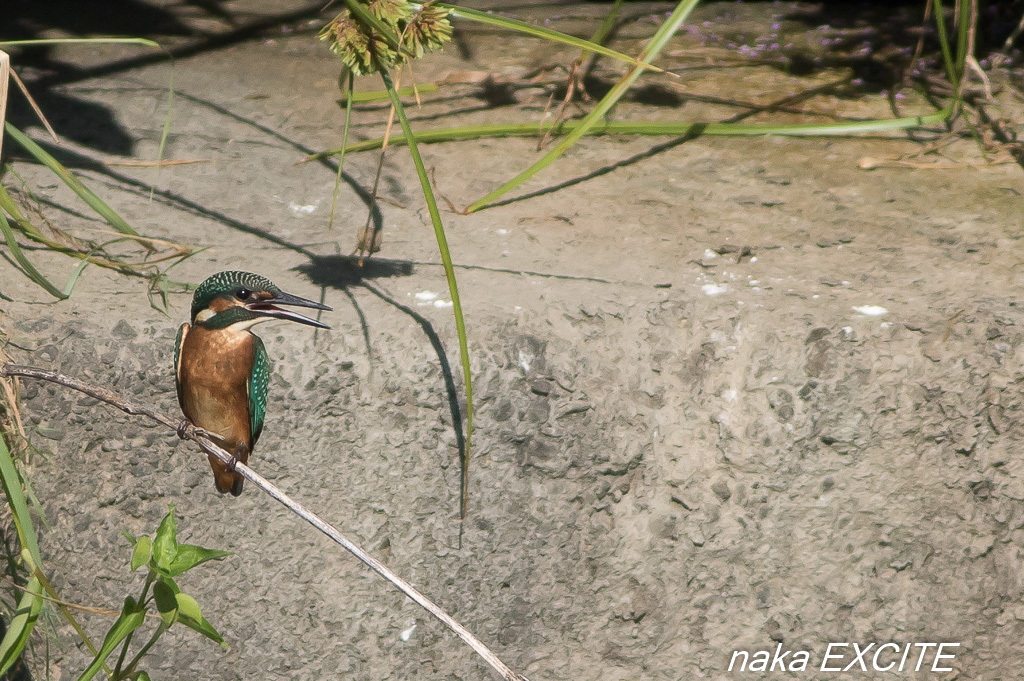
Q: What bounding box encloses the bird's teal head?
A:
[190,271,331,330]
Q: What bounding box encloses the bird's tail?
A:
[209,448,247,497]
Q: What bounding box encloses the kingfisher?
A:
[174,271,331,496]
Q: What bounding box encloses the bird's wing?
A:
[248,335,270,447]
[174,323,189,412]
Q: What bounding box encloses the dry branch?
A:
[0,50,9,159]
[0,363,528,681]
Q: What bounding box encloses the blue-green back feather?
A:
[248,336,270,446]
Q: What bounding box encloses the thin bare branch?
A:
[9,68,60,143]
[0,363,528,681]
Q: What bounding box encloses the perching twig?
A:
[0,364,528,681]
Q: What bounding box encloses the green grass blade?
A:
[426,3,662,72]
[0,433,42,571]
[154,64,175,197]
[329,72,356,230]
[586,0,625,58]
[314,106,954,157]
[0,575,43,676]
[464,0,701,213]
[381,68,474,521]
[0,433,45,676]
[0,201,68,299]
[0,38,160,48]
[341,83,439,103]
[947,0,972,88]
[932,0,958,90]
[62,257,92,297]
[4,123,154,249]
[0,176,46,241]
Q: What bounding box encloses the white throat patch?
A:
[225,317,270,332]
[194,308,216,323]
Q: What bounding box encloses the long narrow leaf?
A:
[465,0,702,212]
[586,0,625,58]
[341,83,439,103]
[0,182,46,241]
[0,207,67,299]
[0,429,43,567]
[1,432,101,660]
[310,106,954,157]
[154,65,175,195]
[0,575,43,676]
[0,184,93,297]
[382,69,474,521]
[0,38,159,48]
[4,122,154,249]
[424,3,662,73]
[0,433,45,676]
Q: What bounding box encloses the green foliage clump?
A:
[79,506,232,681]
[319,1,452,75]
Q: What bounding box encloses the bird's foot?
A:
[177,420,220,441]
[225,444,247,474]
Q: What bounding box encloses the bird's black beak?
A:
[247,291,332,329]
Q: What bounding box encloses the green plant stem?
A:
[422,3,662,72]
[329,72,356,230]
[111,630,133,679]
[380,68,473,521]
[464,0,701,212]
[932,0,958,90]
[112,574,154,679]
[309,107,954,157]
[118,622,166,679]
[120,621,166,679]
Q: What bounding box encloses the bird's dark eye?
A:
[236,288,252,300]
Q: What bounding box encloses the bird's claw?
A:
[226,444,247,474]
[176,420,220,441]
